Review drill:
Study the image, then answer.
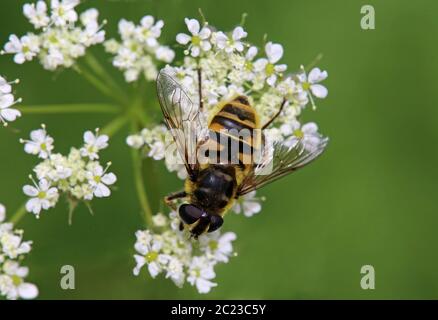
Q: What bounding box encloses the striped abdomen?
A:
[207,96,262,168]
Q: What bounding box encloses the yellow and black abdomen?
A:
[207,95,262,175]
[185,96,262,218]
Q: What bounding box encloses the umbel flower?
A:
[1,0,106,71]
[104,15,174,82]
[0,203,38,300]
[127,16,329,293]
[0,75,22,126]
[20,125,117,220]
[133,212,236,294]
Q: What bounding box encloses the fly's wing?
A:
[237,137,329,196]
[156,70,204,178]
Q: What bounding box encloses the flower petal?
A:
[176,33,190,45]
[26,198,41,214]
[198,27,211,39]
[265,42,283,64]
[0,94,14,108]
[232,26,247,40]
[83,131,95,144]
[18,283,38,299]
[185,18,200,35]
[310,84,328,98]
[302,122,318,134]
[0,108,21,121]
[101,173,117,185]
[94,183,110,197]
[308,68,328,83]
[23,185,38,197]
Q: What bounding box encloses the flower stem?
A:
[130,124,154,226]
[73,65,127,105]
[100,115,129,137]
[9,203,27,225]
[18,103,120,114]
[84,53,128,103]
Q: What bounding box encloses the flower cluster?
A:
[0,203,38,300]
[104,16,175,82]
[1,1,106,71]
[133,212,236,294]
[127,125,188,179]
[20,125,117,218]
[0,75,22,126]
[168,18,328,117]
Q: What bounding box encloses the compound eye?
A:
[179,204,203,225]
[208,215,224,232]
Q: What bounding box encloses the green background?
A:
[1,0,437,299]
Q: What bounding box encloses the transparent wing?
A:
[156,70,204,178]
[237,137,329,196]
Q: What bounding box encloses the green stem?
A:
[100,115,129,137]
[73,65,126,105]
[130,123,154,226]
[9,203,27,225]
[84,53,127,102]
[18,103,120,114]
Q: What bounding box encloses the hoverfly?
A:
[157,69,328,238]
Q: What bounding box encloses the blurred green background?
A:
[1,0,438,299]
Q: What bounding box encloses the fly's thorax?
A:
[185,165,237,216]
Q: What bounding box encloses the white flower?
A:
[113,47,137,69]
[298,67,328,99]
[3,3,104,71]
[22,126,54,159]
[3,34,40,64]
[50,0,79,26]
[0,203,5,222]
[86,164,117,198]
[80,130,109,160]
[165,256,185,287]
[155,46,175,63]
[176,18,211,57]
[215,26,247,53]
[0,76,13,94]
[241,46,258,81]
[254,42,287,86]
[0,231,32,260]
[23,1,50,29]
[0,76,22,126]
[0,93,22,126]
[283,121,322,152]
[232,191,262,217]
[106,15,172,83]
[133,236,168,278]
[126,134,144,149]
[0,261,38,300]
[135,15,163,47]
[152,213,168,227]
[79,8,106,46]
[187,257,217,294]
[23,178,59,216]
[200,232,236,263]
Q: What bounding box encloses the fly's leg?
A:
[164,190,187,210]
[197,68,203,111]
[262,98,287,129]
